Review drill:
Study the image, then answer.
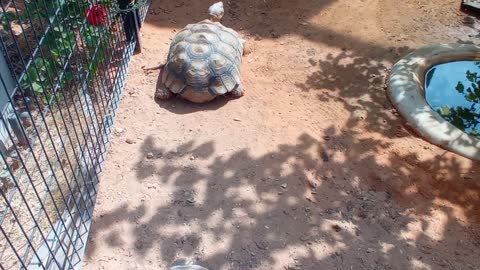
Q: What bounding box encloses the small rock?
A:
[9,152,19,159]
[113,127,126,136]
[19,112,31,127]
[254,240,268,250]
[233,118,241,121]
[306,178,318,189]
[306,48,316,57]
[366,248,374,253]
[125,139,135,144]
[281,183,288,189]
[146,152,154,159]
[332,224,342,232]
[0,178,14,192]
[190,156,195,160]
[187,197,195,203]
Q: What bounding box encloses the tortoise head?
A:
[208,2,224,22]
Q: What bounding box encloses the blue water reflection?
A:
[425,61,480,137]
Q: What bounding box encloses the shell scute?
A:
[163,21,244,97]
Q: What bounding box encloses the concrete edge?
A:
[387,43,480,161]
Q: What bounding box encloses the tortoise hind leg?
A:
[231,84,245,98]
[155,84,173,100]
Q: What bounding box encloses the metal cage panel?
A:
[0,1,150,269]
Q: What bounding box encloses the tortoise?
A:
[155,2,248,103]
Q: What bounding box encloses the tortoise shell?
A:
[161,20,244,101]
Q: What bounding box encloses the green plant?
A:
[0,12,17,31]
[17,0,114,104]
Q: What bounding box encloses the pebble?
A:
[332,224,342,232]
[306,48,316,56]
[146,152,154,159]
[125,139,135,144]
[281,183,288,189]
[254,240,268,250]
[113,127,126,135]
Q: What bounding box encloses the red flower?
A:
[85,3,108,26]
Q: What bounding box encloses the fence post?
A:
[118,0,143,54]
[0,47,17,154]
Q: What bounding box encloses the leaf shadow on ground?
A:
[85,1,480,269]
[87,127,480,269]
[87,46,480,267]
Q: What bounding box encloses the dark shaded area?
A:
[87,129,480,269]
[153,70,233,114]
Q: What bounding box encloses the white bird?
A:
[208,1,224,21]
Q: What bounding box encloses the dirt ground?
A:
[83,0,480,269]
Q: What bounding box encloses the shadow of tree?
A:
[87,128,480,269]
[296,46,413,134]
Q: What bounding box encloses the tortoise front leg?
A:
[155,84,173,100]
[155,67,173,100]
[231,84,245,98]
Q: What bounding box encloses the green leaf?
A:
[439,106,451,116]
[32,82,44,93]
[467,93,477,102]
[27,68,39,82]
[456,82,465,93]
[452,115,466,130]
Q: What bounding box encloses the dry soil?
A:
[83,0,480,269]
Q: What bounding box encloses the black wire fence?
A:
[0,0,150,268]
